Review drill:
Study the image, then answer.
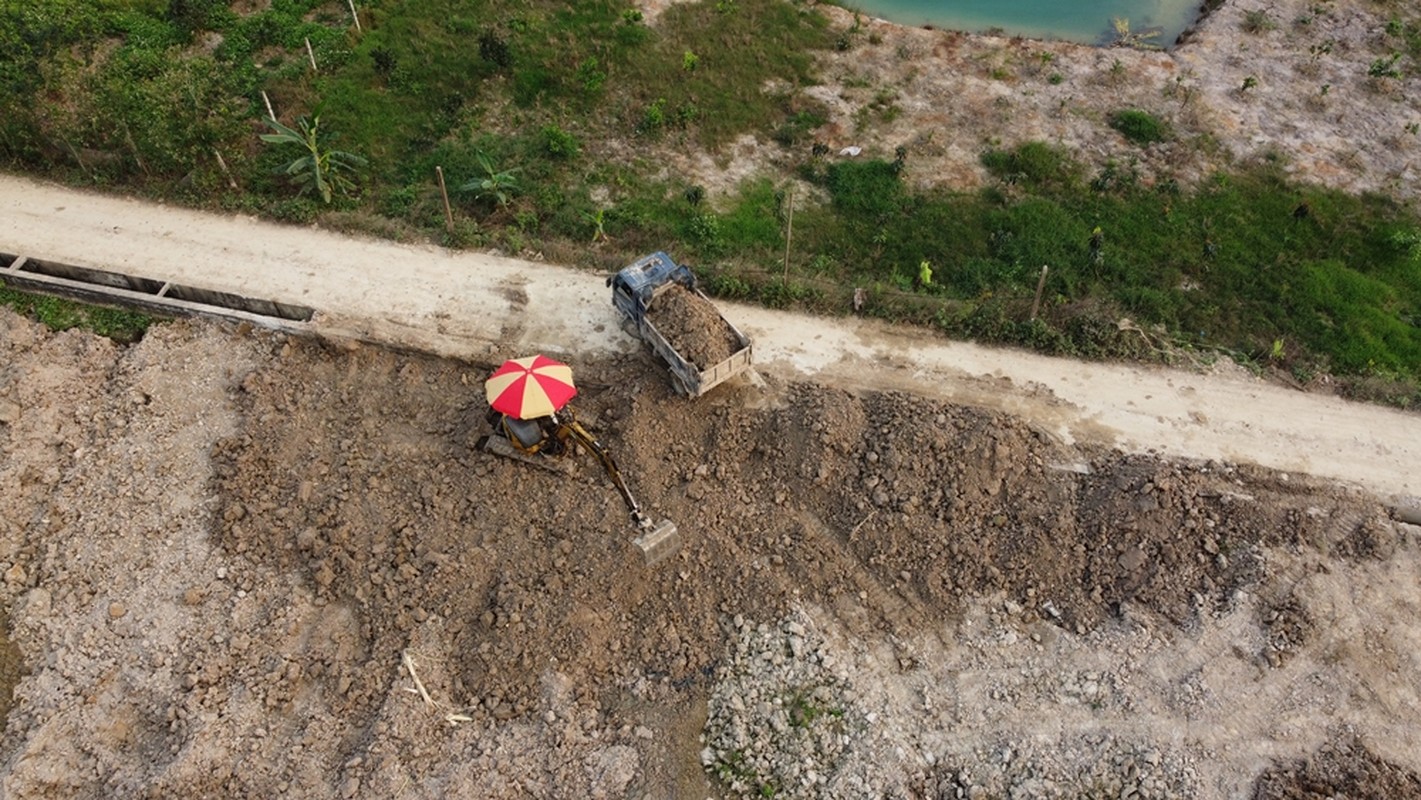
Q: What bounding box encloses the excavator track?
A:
[477,434,571,474]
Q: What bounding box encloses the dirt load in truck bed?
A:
[645,284,741,369]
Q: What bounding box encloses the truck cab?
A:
[608,251,753,397]
[609,251,698,326]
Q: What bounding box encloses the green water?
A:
[851,0,1204,47]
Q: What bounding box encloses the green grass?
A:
[0,285,155,343]
[1108,108,1172,146]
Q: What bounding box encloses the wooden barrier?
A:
[0,251,315,328]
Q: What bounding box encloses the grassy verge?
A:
[652,143,1421,407]
[0,285,155,343]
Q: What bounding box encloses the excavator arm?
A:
[562,419,681,565]
[563,420,648,526]
[481,407,679,565]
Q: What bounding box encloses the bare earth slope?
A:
[1,311,1420,799]
[3,0,1421,793]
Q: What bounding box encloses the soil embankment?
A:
[1,310,1419,797]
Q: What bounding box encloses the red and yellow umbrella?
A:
[484,355,578,419]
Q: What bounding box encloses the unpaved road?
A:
[2,172,1417,502]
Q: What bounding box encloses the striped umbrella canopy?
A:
[484,355,577,420]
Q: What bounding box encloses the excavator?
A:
[477,406,681,566]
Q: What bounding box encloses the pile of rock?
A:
[700,611,864,799]
[914,738,1201,799]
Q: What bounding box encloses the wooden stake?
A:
[213,149,239,190]
[436,166,454,232]
[347,0,361,31]
[305,37,317,72]
[261,90,276,122]
[401,651,434,707]
[781,186,795,283]
[1030,264,1049,320]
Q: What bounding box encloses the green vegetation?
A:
[782,144,1419,405]
[1242,8,1274,34]
[260,116,367,203]
[0,0,1418,405]
[0,286,154,343]
[1108,108,1171,146]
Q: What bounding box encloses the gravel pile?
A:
[912,738,1201,799]
[701,610,866,799]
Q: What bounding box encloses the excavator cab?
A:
[501,414,548,451]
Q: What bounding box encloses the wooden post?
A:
[261,91,276,121]
[214,150,239,190]
[305,37,317,72]
[781,186,795,283]
[435,166,454,232]
[347,0,361,31]
[1030,264,1049,320]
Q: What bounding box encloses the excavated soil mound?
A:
[645,284,741,369]
[1253,737,1421,799]
[2,310,1419,798]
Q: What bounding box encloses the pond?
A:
[850,0,1206,48]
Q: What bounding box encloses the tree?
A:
[259,116,365,204]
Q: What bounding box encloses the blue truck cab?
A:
[609,251,697,324]
[608,252,753,397]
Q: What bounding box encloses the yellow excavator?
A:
[477,406,681,566]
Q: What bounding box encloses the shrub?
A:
[1242,9,1273,34]
[688,211,723,250]
[1108,108,1171,146]
[980,142,1082,189]
[167,0,228,36]
[541,125,580,159]
[478,31,511,68]
[575,57,606,95]
[1368,53,1401,79]
[639,98,668,135]
[771,109,826,147]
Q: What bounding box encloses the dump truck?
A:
[608,252,753,398]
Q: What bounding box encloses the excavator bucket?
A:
[633,519,680,566]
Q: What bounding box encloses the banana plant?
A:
[260,116,366,204]
[458,152,520,208]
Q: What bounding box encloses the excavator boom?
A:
[564,421,681,566]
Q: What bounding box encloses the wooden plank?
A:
[272,301,316,322]
[0,269,313,334]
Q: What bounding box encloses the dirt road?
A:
[2,172,1417,501]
